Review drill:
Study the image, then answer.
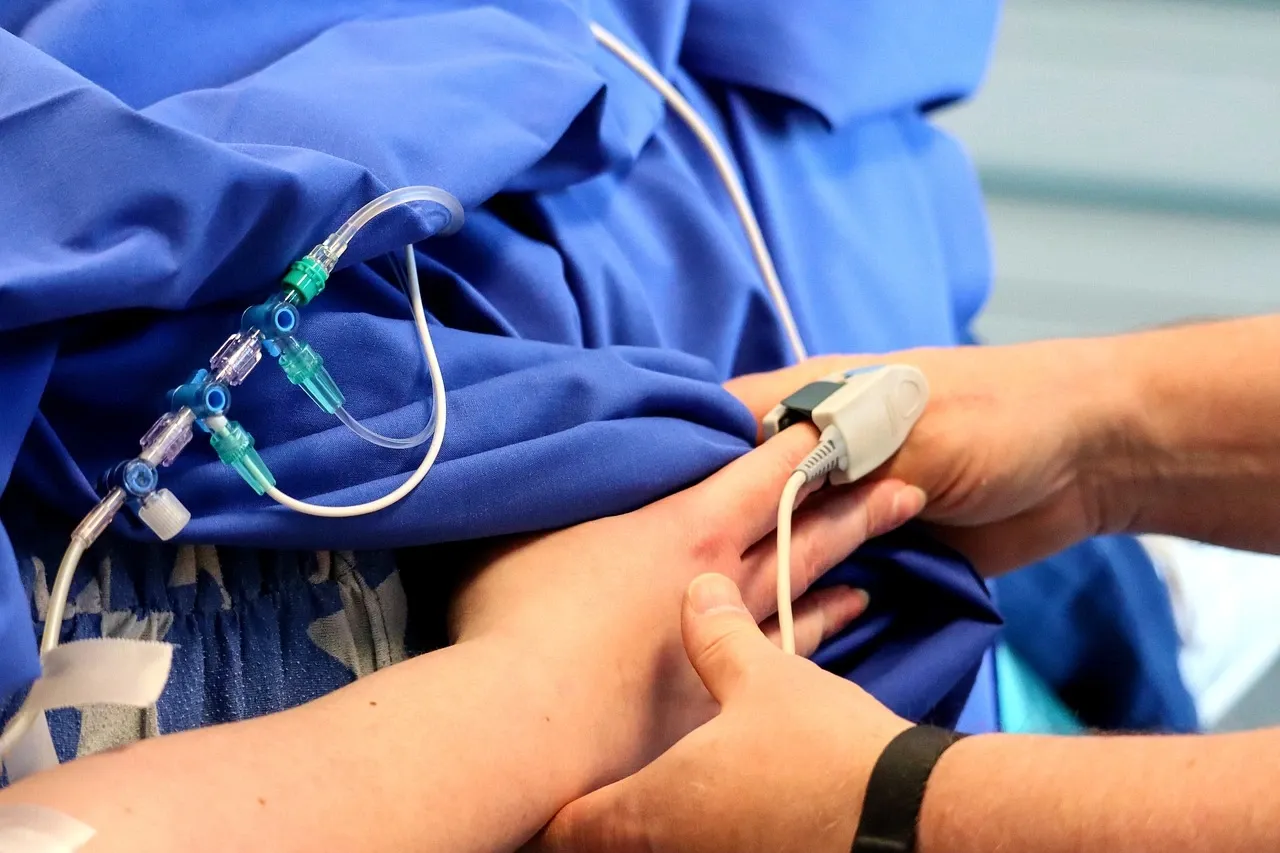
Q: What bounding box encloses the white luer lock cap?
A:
[137,488,191,541]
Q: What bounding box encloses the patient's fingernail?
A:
[890,486,927,527]
[688,573,749,615]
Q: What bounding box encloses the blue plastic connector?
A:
[242,296,302,358]
[168,369,231,421]
[103,458,158,502]
[100,457,192,540]
[209,420,276,495]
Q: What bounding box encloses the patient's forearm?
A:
[0,636,605,853]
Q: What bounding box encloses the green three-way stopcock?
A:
[239,256,345,416]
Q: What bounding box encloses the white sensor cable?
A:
[766,366,931,654]
[776,429,846,655]
[590,22,808,364]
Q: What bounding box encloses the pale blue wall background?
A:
[938,0,1280,344]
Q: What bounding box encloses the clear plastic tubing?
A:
[335,404,434,449]
[314,185,465,270]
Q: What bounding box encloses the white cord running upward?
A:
[590,22,808,364]
[265,245,447,517]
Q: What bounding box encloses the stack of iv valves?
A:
[0,186,462,767]
[101,254,342,544]
[91,186,463,548]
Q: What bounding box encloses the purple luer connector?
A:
[139,411,193,468]
[210,332,263,386]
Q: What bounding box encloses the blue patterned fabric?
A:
[0,496,412,779]
[0,0,1004,749]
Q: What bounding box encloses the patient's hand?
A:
[450,425,921,789]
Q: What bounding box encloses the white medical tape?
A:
[0,805,94,852]
[27,639,173,711]
[2,639,173,783]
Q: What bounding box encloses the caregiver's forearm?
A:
[1110,315,1280,554]
[0,636,606,853]
[919,728,1280,853]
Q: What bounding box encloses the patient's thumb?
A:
[681,573,778,705]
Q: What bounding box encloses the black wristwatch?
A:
[850,725,968,853]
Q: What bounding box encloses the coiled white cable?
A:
[589,23,808,364]
[264,245,446,517]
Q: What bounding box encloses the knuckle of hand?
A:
[688,521,735,565]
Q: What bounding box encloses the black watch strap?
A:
[850,725,968,853]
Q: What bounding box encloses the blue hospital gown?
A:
[0,0,1007,769]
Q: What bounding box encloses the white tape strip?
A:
[0,805,94,852]
[3,639,173,783]
[27,639,173,711]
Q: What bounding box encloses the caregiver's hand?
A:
[725,340,1134,576]
[533,572,909,853]
[451,425,923,784]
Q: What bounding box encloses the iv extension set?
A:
[0,185,464,765]
[0,23,930,779]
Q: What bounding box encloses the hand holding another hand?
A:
[533,572,910,853]
[450,425,923,789]
[726,339,1137,575]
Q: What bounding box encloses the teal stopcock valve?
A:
[207,417,276,495]
[242,293,345,415]
[277,336,344,414]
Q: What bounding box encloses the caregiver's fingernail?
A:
[890,486,928,527]
[688,573,749,615]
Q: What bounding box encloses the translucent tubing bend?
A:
[590,22,807,364]
[314,186,465,272]
[331,247,437,450]
[335,404,434,450]
[265,244,446,517]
